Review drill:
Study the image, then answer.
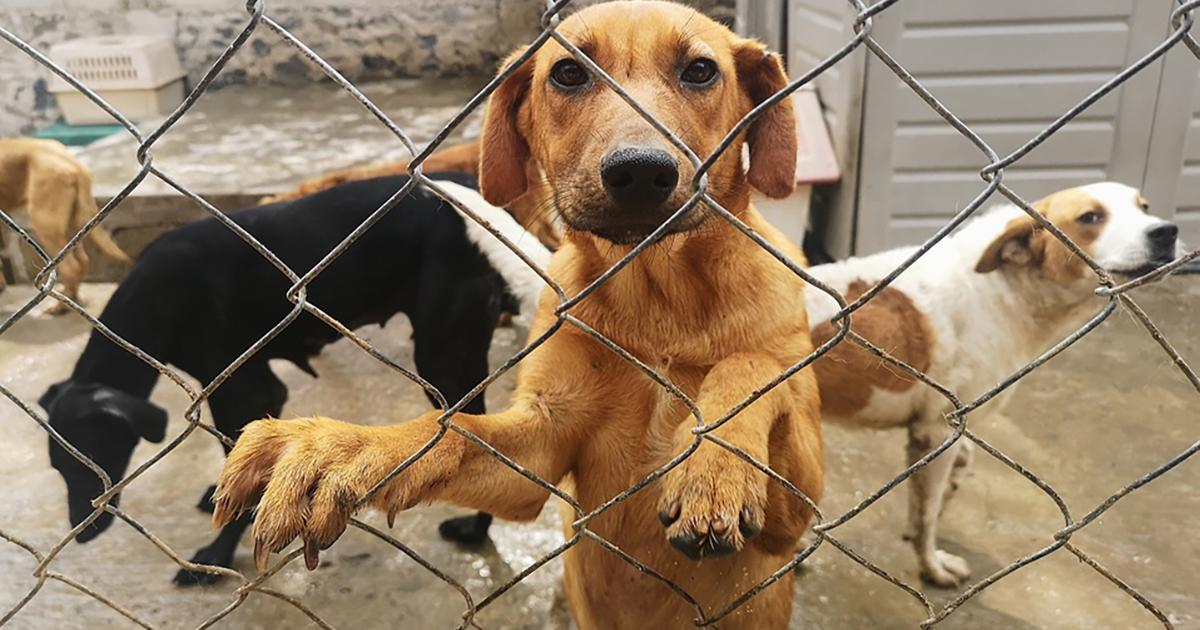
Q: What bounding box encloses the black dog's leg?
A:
[175,512,253,586]
[412,278,500,546]
[197,484,217,514]
[175,362,287,586]
[438,512,495,545]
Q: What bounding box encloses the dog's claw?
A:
[738,505,762,538]
[658,440,768,560]
[217,417,445,574]
[659,500,681,526]
[669,530,705,560]
[254,538,270,573]
[387,507,398,529]
[210,488,235,528]
[303,538,320,570]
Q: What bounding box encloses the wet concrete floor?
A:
[0,277,1197,629]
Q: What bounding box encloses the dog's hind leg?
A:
[175,362,288,586]
[67,247,89,305]
[410,282,496,417]
[412,277,501,545]
[28,171,85,314]
[943,438,974,513]
[907,436,974,544]
[176,512,253,586]
[907,416,971,588]
[419,317,499,545]
[0,223,8,295]
[196,483,218,514]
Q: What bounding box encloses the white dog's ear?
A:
[976,216,1042,273]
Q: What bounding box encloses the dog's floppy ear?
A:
[734,39,797,199]
[479,46,534,207]
[976,215,1044,273]
[89,387,169,443]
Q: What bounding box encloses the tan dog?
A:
[215,2,820,628]
[806,182,1181,587]
[0,138,130,313]
[258,139,563,249]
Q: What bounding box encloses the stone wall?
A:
[0,0,734,136]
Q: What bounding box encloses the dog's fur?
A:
[258,140,563,250]
[0,138,130,313]
[214,3,821,628]
[806,182,1181,587]
[39,173,548,585]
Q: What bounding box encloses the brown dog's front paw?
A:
[657,442,767,560]
[213,417,428,572]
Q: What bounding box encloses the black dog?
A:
[38,173,547,585]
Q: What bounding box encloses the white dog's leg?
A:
[944,438,974,511]
[904,437,972,542]
[907,418,971,588]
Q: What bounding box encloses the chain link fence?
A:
[2,0,1199,628]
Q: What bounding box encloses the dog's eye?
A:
[1139,201,1150,212]
[549,59,589,89]
[681,58,718,86]
[1077,211,1104,225]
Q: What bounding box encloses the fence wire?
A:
[1,0,1198,628]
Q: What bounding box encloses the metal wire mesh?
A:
[1,0,1198,628]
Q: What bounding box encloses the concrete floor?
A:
[1,277,1197,629]
[76,77,489,198]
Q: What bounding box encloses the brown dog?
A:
[215,3,821,627]
[0,138,130,313]
[258,139,563,249]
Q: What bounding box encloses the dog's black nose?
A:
[1148,223,1179,248]
[601,147,679,210]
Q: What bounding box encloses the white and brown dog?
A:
[806,182,1181,587]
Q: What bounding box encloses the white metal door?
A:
[853,0,1175,254]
